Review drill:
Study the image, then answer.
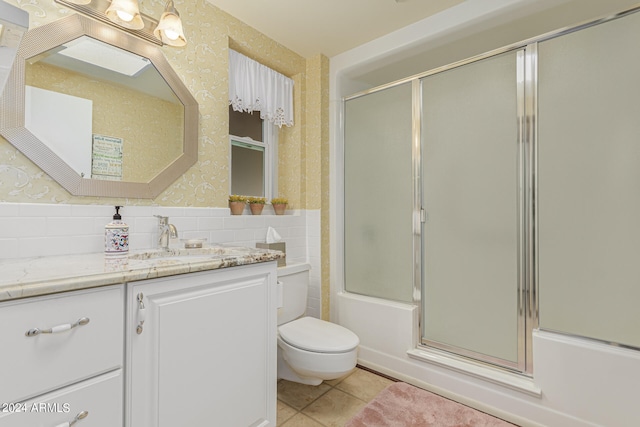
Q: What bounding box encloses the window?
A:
[229,106,277,199]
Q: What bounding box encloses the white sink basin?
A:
[143,255,214,264]
[128,246,243,261]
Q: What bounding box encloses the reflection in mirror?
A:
[25,36,184,182]
[0,14,198,198]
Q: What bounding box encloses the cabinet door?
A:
[126,263,277,427]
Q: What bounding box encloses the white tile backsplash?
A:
[47,217,95,236]
[0,217,46,238]
[0,238,18,258]
[0,202,323,317]
[19,203,73,217]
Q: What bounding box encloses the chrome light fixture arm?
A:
[54,0,187,46]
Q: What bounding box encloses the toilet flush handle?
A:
[276,281,284,309]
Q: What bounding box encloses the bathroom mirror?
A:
[0,14,198,198]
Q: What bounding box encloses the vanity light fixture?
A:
[54,0,187,47]
[105,0,144,30]
[153,0,186,47]
[64,0,91,5]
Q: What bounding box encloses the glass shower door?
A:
[420,50,523,368]
[537,11,640,349]
[344,82,414,303]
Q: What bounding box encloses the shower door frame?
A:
[341,3,640,377]
[415,46,536,375]
[343,43,538,374]
[412,3,640,375]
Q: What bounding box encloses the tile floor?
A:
[277,367,396,427]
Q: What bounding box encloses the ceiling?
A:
[205,0,465,58]
[344,0,640,86]
[205,0,640,88]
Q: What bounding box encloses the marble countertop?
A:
[0,246,284,302]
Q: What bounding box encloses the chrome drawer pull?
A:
[25,317,90,337]
[55,410,88,427]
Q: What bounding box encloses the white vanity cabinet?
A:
[0,285,124,427]
[125,262,278,427]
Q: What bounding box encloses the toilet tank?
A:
[277,263,311,325]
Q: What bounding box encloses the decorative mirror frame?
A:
[0,14,198,198]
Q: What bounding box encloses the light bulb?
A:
[163,29,179,41]
[105,0,144,30]
[116,10,134,22]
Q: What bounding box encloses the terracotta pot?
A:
[249,203,264,215]
[229,201,245,215]
[272,203,287,215]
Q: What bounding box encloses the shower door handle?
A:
[276,281,284,308]
[420,208,427,223]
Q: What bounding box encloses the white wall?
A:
[330,0,640,425]
[337,293,640,427]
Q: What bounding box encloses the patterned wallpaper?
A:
[27,62,183,183]
[0,0,327,210]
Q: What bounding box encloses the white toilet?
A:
[277,264,359,386]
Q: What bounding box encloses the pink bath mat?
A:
[345,382,517,427]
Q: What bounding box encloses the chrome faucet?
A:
[155,215,178,249]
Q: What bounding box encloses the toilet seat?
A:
[278,316,359,353]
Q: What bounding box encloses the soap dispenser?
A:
[105,206,129,257]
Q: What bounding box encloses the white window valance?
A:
[228,49,294,128]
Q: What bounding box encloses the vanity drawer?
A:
[0,286,124,403]
[0,369,123,427]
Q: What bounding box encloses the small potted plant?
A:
[248,196,266,215]
[270,197,288,215]
[229,195,247,215]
